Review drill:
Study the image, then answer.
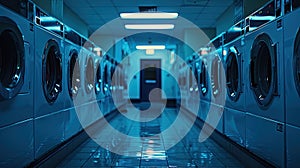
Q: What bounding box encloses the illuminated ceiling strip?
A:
[125,24,174,30]
[136,45,166,50]
[120,12,178,19]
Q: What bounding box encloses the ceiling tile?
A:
[180,6,203,13]
[112,0,139,6]
[86,0,114,7]
[157,6,180,12]
[92,7,118,15]
[116,7,139,13]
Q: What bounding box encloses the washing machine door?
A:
[211,55,223,97]
[68,49,80,99]
[84,56,94,94]
[95,62,102,95]
[199,59,208,97]
[194,61,200,88]
[103,63,109,94]
[294,30,300,96]
[0,17,25,100]
[110,65,115,90]
[226,46,242,101]
[250,33,277,108]
[42,39,62,103]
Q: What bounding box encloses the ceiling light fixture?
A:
[136,45,166,50]
[125,24,174,30]
[120,12,178,19]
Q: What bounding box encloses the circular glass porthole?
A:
[0,18,25,100]
[85,56,94,94]
[194,62,199,85]
[103,64,109,94]
[42,39,62,103]
[226,47,241,101]
[110,66,115,90]
[211,56,222,97]
[294,30,300,96]
[250,33,276,107]
[110,66,115,81]
[95,63,102,94]
[199,60,208,96]
[68,49,80,98]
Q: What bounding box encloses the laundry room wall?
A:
[126,50,179,100]
[33,0,89,37]
[183,28,210,59]
[216,4,235,35]
[32,0,51,14]
[33,0,63,20]
[63,5,89,37]
[243,0,269,17]
[216,0,269,35]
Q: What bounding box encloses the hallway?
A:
[57,103,244,167]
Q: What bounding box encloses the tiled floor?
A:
[57,103,244,167]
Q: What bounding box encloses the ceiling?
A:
[64,0,234,51]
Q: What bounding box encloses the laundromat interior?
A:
[0,0,300,167]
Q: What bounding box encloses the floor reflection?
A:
[57,103,244,167]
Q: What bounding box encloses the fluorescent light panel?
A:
[125,24,174,30]
[136,45,166,50]
[120,12,178,19]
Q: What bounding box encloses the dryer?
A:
[283,1,300,167]
[222,20,246,146]
[34,6,66,158]
[244,1,285,167]
[0,1,34,167]
[63,25,83,140]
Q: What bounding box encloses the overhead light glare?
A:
[136,45,166,50]
[120,12,178,19]
[125,24,174,30]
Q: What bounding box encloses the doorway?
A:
[140,59,161,102]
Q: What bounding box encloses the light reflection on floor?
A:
[57,103,244,167]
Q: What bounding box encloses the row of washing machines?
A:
[0,1,126,167]
[179,0,300,167]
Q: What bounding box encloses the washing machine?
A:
[185,57,197,114]
[109,59,118,112]
[198,55,211,122]
[98,55,111,115]
[198,47,211,104]
[207,34,226,134]
[64,25,82,109]
[0,1,35,167]
[210,34,226,107]
[178,62,188,109]
[244,1,285,167]
[102,56,111,97]
[197,45,213,122]
[222,20,246,146]
[93,46,104,103]
[283,1,300,167]
[81,38,96,103]
[112,61,125,109]
[63,25,83,140]
[34,6,66,158]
